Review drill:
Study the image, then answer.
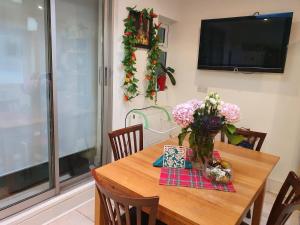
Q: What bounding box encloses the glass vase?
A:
[191,134,215,171]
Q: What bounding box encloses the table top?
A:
[94,138,279,225]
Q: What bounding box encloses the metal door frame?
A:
[0,0,113,219]
[100,0,113,165]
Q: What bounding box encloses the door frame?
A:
[100,0,113,165]
[0,0,113,219]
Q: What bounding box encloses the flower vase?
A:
[190,133,215,172]
[173,93,241,184]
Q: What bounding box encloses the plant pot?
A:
[157,74,167,91]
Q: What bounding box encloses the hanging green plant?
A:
[145,19,161,101]
[122,7,162,102]
[122,7,139,101]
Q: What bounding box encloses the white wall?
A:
[112,0,300,183]
[166,0,300,183]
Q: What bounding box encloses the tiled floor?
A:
[44,199,95,225]
[45,192,299,225]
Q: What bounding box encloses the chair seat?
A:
[121,207,166,225]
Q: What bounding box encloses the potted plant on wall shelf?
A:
[157,63,176,91]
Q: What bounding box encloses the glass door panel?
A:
[0,0,53,209]
[55,0,100,181]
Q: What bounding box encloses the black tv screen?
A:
[197,12,293,73]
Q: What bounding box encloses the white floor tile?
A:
[75,199,95,222]
[47,210,93,225]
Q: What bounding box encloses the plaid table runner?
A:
[159,150,236,192]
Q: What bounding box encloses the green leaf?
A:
[224,128,244,145]
[189,131,196,147]
[228,134,244,145]
[226,124,236,134]
[159,63,167,72]
[166,72,176,86]
[178,129,190,146]
[126,6,136,11]
[167,67,175,73]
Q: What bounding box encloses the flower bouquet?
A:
[172,92,243,171]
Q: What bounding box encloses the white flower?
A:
[209,98,217,105]
[218,170,226,178]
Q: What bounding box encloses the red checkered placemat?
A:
[159,150,236,192]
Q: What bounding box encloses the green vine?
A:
[122,7,161,102]
[145,18,161,101]
[122,7,139,101]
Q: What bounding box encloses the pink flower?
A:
[220,103,240,123]
[172,100,202,128]
[187,99,203,110]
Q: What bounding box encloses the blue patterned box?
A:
[163,145,187,168]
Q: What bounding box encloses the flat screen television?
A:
[197,12,293,73]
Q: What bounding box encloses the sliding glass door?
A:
[0,0,107,219]
[0,0,54,210]
[55,0,100,182]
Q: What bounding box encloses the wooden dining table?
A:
[94,138,279,225]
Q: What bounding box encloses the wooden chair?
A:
[108,124,143,161]
[221,128,267,151]
[241,171,300,225]
[92,169,165,225]
[221,128,267,219]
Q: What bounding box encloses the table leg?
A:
[95,185,105,225]
[251,182,266,225]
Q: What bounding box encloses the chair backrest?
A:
[108,124,143,161]
[221,128,267,151]
[267,171,300,225]
[92,169,159,225]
